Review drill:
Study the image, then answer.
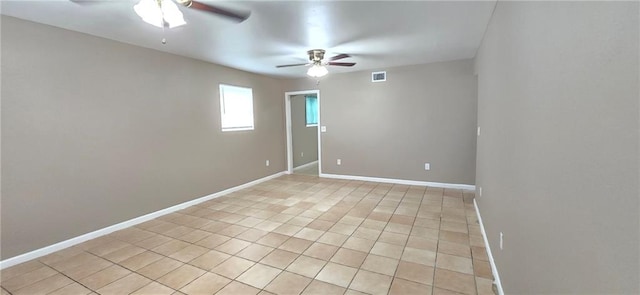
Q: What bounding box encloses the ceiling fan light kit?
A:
[134,0,186,28]
[307,64,328,78]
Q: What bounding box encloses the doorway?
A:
[285,90,321,175]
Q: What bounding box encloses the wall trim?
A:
[293,160,318,171]
[319,173,475,190]
[474,198,505,295]
[0,171,286,270]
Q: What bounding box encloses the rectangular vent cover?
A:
[372,71,386,82]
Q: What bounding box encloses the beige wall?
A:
[284,60,477,184]
[291,95,318,168]
[474,1,639,293]
[1,16,286,259]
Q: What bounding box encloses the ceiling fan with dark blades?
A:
[277,49,356,77]
[71,0,250,28]
[176,0,249,23]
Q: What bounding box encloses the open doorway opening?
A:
[285,90,321,175]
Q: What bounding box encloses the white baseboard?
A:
[0,171,286,270]
[293,160,318,171]
[474,198,505,295]
[319,173,475,190]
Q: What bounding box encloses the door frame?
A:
[284,90,321,174]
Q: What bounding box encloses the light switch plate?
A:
[321,126,327,132]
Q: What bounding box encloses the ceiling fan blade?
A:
[188,1,250,22]
[328,62,356,67]
[330,54,351,61]
[276,63,310,68]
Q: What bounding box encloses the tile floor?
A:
[1,174,495,295]
[292,162,319,176]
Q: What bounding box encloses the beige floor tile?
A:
[342,237,375,253]
[120,251,163,271]
[1,260,46,282]
[475,277,495,295]
[307,220,335,231]
[169,245,209,263]
[236,263,282,289]
[179,272,230,295]
[441,221,468,234]
[136,257,183,280]
[177,229,211,243]
[237,244,275,262]
[317,232,349,247]
[433,287,466,295]
[157,264,206,290]
[260,249,299,269]
[188,250,230,270]
[62,257,113,280]
[348,269,393,295]
[255,221,284,232]
[414,218,440,230]
[294,228,325,241]
[303,243,339,261]
[330,248,367,268]
[439,231,469,245]
[273,224,304,236]
[135,235,173,250]
[215,238,251,255]
[396,261,434,285]
[473,259,493,279]
[131,282,175,295]
[436,253,473,275]
[370,242,404,259]
[434,268,476,295]
[471,246,489,262]
[153,240,191,256]
[195,234,231,249]
[2,265,58,292]
[256,233,290,248]
[361,254,399,276]
[315,262,358,288]
[285,255,327,278]
[328,223,358,235]
[96,273,151,295]
[407,236,439,252]
[237,228,270,242]
[216,281,261,295]
[48,282,92,295]
[411,227,440,240]
[211,256,255,279]
[389,277,432,295]
[378,231,409,246]
[344,289,369,295]
[361,219,388,230]
[438,241,471,258]
[264,271,312,295]
[13,273,73,295]
[301,280,346,295]
[79,264,131,290]
[402,247,437,266]
[278,237,313,254]
[218,225,251,237]
[87,240,130,256]
[352,227,382,241]
[238,217,266,227]
[385,223,412,235]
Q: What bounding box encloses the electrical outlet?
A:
[321,126,327,132]
[500,232,504,250]
[266,160,270,167]
[477,126,481,136]
[479,187,482,197]
[337,159,341,165]
[424,163,430,170]
[301,152,304,158]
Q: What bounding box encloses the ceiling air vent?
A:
[372,71,386,82]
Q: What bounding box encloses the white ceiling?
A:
[1,0,496,78]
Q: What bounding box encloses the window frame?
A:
[219,84,255,132]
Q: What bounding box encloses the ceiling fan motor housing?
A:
[308,49,325,64]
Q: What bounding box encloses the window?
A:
[219,84,254,131]
[305,95,318,126]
